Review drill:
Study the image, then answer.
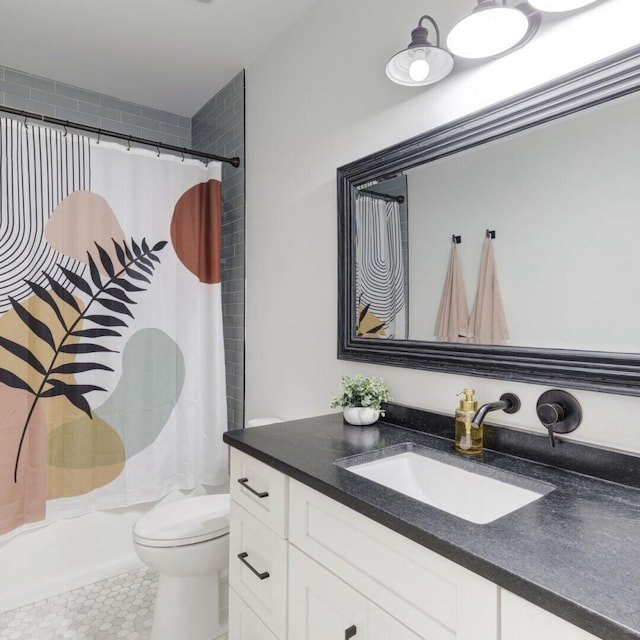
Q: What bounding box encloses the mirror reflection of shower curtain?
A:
[355,193,407,339]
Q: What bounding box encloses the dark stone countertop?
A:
[223,406,640,640]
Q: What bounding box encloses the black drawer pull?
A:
[237,552,270,580]
[237,477,269,498]
[345,625,357,639]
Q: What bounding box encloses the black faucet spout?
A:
[471,393,520,429]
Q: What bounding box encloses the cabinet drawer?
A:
[229,501,288,639]
[229,587,280,640]
[230,448,288,537]
[289,479,498,640]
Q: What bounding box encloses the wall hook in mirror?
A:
[486,229,496,239]
[452,234,462,244]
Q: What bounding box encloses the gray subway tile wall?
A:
[0,66,191,147]
[192,70,246,431]
[0,65,246,431]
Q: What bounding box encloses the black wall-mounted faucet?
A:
[471,393,521,429]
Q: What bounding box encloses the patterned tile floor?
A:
[0,567,228,640]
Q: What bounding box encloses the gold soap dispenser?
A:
[455,389,481,454]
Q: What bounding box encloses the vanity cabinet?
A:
[228,448,597,640]
[501,590,600,640]
[229,449,289,640]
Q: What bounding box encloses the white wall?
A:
[245,0,640,455]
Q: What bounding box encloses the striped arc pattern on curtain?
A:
[0,119,88,313]
[354,191,406,339]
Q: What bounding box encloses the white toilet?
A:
[133,493,230,640]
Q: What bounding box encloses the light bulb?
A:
[447,5,529,59]
[409,58,431,82]
[528,0,597,10]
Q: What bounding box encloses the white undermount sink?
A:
[341,446,554,524]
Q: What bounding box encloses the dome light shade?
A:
[386,15,454,86]
[528,0,597,11]
[447,1,530,59]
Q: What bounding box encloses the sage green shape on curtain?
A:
[95,328,186,457]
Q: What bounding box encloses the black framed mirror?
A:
[338,44,640,396]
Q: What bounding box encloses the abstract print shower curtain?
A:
[354,192,406,339]
[0,118,227,539]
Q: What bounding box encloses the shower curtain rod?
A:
[0,106,241,168]
[358,188,405,204]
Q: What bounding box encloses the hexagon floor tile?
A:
[0,567,228,639]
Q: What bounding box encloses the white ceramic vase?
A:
[343,407,380,426]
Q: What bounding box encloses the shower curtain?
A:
[0,118,228,539]
[354,192,406,339]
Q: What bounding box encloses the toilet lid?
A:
[133,494,230,548]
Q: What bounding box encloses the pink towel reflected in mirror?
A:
[468,238,509,345]
[435,243,470,343]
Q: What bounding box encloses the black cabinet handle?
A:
[237,477,269,498]
[345,625,357,639]
[237,552,270,580]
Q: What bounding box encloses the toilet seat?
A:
[133,494,230,548]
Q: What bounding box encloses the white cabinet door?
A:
[370,605,424,640]
[229,587,279,640]
[501,590,600,640]
[289,546,368,640]
[229,502,288,639]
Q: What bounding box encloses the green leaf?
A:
[0,368,35,394]
[26,279,68,330]
[95,242,115,278]
[51,362,114,375]
[84,314,129,328]
[60,343,117,354]
[45,273,81,313]
[58,266,93,297]
[96,297,134,318]
[0,336,47,375]
[8,297,56,351]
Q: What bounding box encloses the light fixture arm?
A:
[413,15,441,48]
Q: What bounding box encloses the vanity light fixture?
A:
[528,0,598,11]
[385,15,454,86]
[446,1,536,59]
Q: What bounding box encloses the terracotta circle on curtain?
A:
[170,179,222,284]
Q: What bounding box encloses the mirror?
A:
[338,44,640,396]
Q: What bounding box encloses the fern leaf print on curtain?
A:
[0,118,227,538]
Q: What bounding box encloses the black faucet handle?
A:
[536,390,582,448]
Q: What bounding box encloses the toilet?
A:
[133,493,230,640]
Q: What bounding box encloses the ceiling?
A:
[0,0,319,117]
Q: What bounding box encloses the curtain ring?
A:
[181,150,185,162]
[22,112,28,130]
[127,136,131,151]
[97,129,101,144]
[63,123,68,137]
[156,144,160,157]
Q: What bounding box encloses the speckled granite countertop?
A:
[223,406,640,640]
